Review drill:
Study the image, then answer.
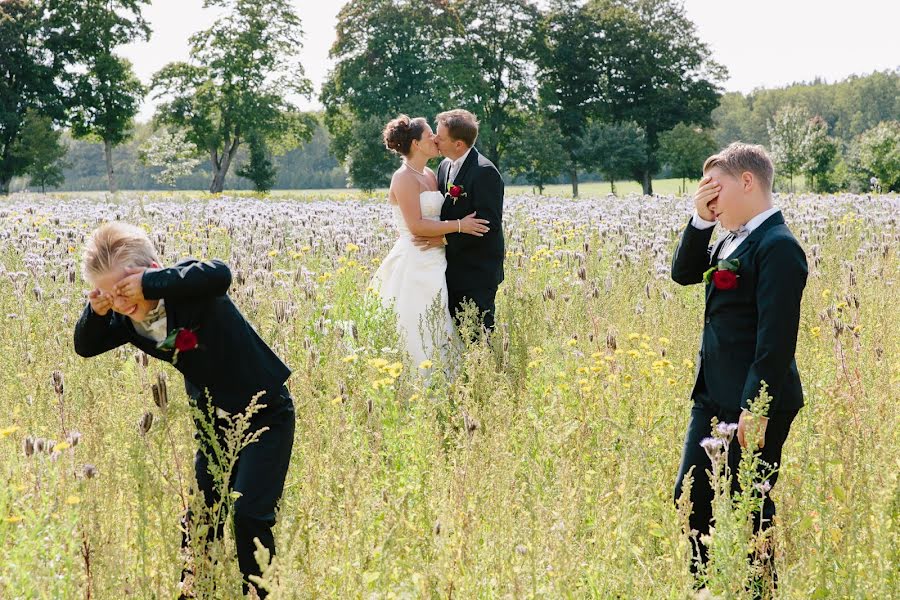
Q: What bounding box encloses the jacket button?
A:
[705,317,710,324]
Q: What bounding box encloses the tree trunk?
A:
[570,167,579,198]
[209,137,240,193]
[609,179,615,194]
[104,139,117,194]
[0,177,10,196]
[642,169,653,195]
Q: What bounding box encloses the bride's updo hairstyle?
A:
[383,114,428,156]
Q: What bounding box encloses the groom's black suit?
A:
[438,147,505,331]
[671,211,808,573]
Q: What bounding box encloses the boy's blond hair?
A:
[703,142,775,194]
[82,222,159,283]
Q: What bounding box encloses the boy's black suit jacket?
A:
[671,211,808,413]
[437,147,505,291]
[74,259,291,414]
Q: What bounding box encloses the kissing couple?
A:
[371,109,505,368]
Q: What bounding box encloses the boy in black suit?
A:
[74,222,294,598]
[671,143,808,584]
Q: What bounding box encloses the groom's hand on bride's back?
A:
[413,235,447,249]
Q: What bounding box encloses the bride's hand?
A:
[458,212,490,237]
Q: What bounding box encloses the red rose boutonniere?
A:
[447,182,467,205]
[703,258,740,290]
[157,327,199,364]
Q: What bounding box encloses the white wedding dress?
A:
[372,191,455,367]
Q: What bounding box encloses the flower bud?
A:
[138,411,154,436]
[51,370,64,396]
[23,436,35,457]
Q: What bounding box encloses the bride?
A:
[372,115,490,367]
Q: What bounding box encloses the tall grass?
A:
[0,191,896,598]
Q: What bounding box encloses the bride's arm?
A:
[394,174,489,237]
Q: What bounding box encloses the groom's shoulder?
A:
[474,150,500,176]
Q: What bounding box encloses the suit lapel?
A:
[438,159,450,194]
[453,148,479,187]
[706,212,785,303]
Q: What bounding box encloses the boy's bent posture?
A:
[74,222,294,597]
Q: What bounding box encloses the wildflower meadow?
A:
[0,191,897,598]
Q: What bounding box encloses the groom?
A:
[415,109,505,333]
[671,143,808,587]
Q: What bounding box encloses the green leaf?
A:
[157,329,180,351]
[718,258,740,271]
[703,266,716,283]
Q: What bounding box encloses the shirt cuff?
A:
[691,212,717,230]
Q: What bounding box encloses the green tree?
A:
[579,121,647,194]
[0,0,67,194]
[344,114,397,192]
[46,0,150,193]
[138,128,201,187]
[658,122,718,194]
[18,110,68,192]
[590,0,725,195]
[237,133,277,193]
[767,105,809,192]
[535,0,603,197]
[711,70,900,152]
[504,109,567,194]
[451,0,541,169]
[152,0,313,193]
[321,0,455,189]
[851,121,900,192]
[799,116,839,193]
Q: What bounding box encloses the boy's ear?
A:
[741,171,754,191]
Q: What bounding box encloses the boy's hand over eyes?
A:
[88,289,112,316]
[114,267,146,302]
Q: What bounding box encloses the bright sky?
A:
[121,0,900,121]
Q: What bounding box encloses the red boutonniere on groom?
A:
[446,182,467,205]
[703,258,740,290]
[157,327,199,364]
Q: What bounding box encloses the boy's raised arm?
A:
[73,301,129,357]
[141,259,232,301]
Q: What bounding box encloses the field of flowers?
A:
[0,191,897,599]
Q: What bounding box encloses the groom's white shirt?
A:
[692,206,781,259]
[447,147,473,185]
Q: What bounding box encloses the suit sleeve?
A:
[740,237,808,412]
[142,259,232,301]
[73,303,129,357]
[671,218,716,285]
[469,166,504,239]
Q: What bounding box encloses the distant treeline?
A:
[49,119,348,192]
[13,69,894,194]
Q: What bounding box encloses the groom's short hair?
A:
[436,109,479,147]
[703,142,775,194]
